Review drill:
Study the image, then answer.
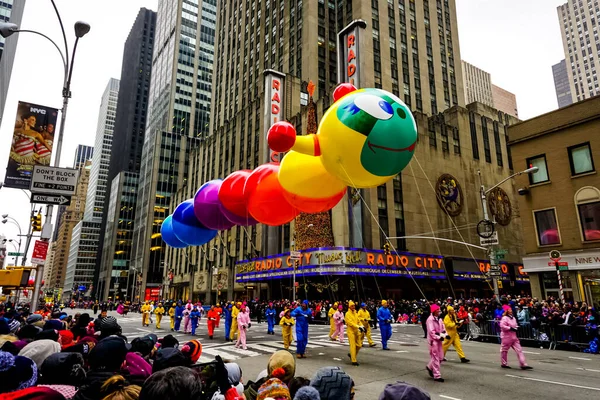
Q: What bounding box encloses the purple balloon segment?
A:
[219,202,258,226]
[161,215,187,248]
[172,199,218,246]
[193,180,235,231]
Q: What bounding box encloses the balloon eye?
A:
[353,94,393,120]
[397,108,406,119]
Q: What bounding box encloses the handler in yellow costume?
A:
[345,301,365,366]
[230,302,241,341]
[442,306,470,363]
[168,303,176,331]
[328,302,338,340]
[154,303,165,329]
[279,308,295,350]
[141,301,151,327]
[358,302,376,347]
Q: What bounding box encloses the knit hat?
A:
[43,320,63,332]
[503,305,511,312]
[88,336,127,371]
[446,306,454,312]
[39,352,86,387]
[293,386,320,400]
[257,378,291,400]
[130,336,154,357]
[125,352,152,379]
[182,339,202,364]
[381,300,388,306]
[0,386,67,399]
[25,315,43,325]
[97,316,120,336]
[8,319,20,334]
[17,325,41,341]
[158,334,179,349]
[348,301,355,308]
[19,339,61,368]
[378,381,431,400]
[0,350,38,393]
[430,304,440,313]
[267,350,296,384]
[146,334,158,345]
[338,305,343,310]
[35,329,59,342]
[58,331,74,350]
[310,367,352,400]
[152,348,190,373]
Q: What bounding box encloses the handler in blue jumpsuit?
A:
[265,302,277,335]
[291,300,312,358]
[174,300,184,332]
[377,300,393,350]
[224,303,233,342]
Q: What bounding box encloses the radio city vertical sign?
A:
[337,19,367,88]
[263,69,285,163]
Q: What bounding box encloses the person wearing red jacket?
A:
[207,304,219,339]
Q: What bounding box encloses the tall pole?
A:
[555,261,565,304]
[480,184,501,303]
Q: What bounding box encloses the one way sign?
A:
[31,193,72,206]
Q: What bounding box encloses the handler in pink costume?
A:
[332,304,345,343]
[236,306,251,350]
[500,305,533,370]
[426,304,447,382]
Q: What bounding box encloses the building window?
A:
[568,142,595,176]
[469,112,479,160]
[526,155,550,184]
[533,208,561,246]
[575,187,600,241]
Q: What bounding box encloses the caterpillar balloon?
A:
[161,83,418,248]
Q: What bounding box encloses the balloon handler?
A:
[358,302,376,347]
[442,306,470,363]
[279,308,295,350]
[207,304,219,339]
[345,301,364,366]
[426,304,448,382]
[500,305,532,370]
[377,300,393,350]
[291,300,313,358]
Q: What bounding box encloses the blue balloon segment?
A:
[161,215,187,248]
[172,199,218,246]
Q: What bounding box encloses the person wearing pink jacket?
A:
[500,304,532,370]
[236,306,251,350]
[331,304,345,343]
[426,304,448,382]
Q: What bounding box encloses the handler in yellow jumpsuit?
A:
[358,303,376,347]
[443,306,470,363]
[168,303,176,331]
[154,303,165,329]
[230,302,241,341]
[345,301,364,366]
[141,301,151,327]
[328,302,338,340]
[279,308,295,350]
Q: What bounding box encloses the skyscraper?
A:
[132,0,216,299]
[85,78,120,222]
[492,84,518,118]
[0,0,26,127]
[462,61,494,107]
[557,0,600,103]
[552,59,574,108]
[97,8,156,301]
[73,145,94,171]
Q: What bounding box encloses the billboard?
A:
[5,101,59,189]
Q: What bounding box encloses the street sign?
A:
[549,250,561,261]
[477,219,495,238]
[7,252,24,257]
[480,231,499,247]
[30,165,78,195]
[490,264,501,271]
[290,250,301,260]
[489,271,501,277]
[496,249,508,256]
[548,261,569,270]
[31,193,71,206]
[31,240,49,265]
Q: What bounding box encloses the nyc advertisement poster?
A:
[5,101,58,189]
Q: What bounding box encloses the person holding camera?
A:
[426,304,448,382]
[442,306,470,363]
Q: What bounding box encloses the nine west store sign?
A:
[522,249,600,272]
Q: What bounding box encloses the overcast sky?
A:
[0,0,567,263]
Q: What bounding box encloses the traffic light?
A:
[383,242,391,256]
[32,212,42,232]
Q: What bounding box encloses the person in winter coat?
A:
[154,303,165,329]
[236,306,251,350]
[328,302,338,341]
[279,308,295,350]
[207,305,219,339]
[224,303,233,342]
[426,304,447,382]
[442,306,470,363]
[291,300,312,358]
[345,301,364,366]
[231,302,241,342]
[168,303,176,331]
[377,300,393,350]
[182,307,191,334]
[358,303,376,347]
[265,303,277,335]
[189,307,201,335]
[500,305,532,370]
[332,304,345,343]
[141,302,151,327]
[174,301,184,332]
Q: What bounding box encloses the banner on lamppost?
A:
[5,101,58,189]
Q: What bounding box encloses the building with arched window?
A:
[509,95,600,306]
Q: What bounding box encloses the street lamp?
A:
[479,166,539,302]
[0,4,90,311]
[2,217,22,265]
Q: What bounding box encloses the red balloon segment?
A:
[282,187,346,214]
[218,170,258,226]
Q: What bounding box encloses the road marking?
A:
[577,367,600,373]
[201,347,240,360]
[333,357,342,361]
[311,340,345,347]
[522,351,540,355]
[439,395,462,400]
[318,352,325,355]
[243,344,278,353]
[135,328,152,333]
[505,375,600,391]
[224,346,262,357]
[254,336,266,339]
[569,356,592,361]
[396,350,409,353]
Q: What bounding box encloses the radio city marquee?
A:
[235,247,446,282]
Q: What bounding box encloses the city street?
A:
[89,310,600,400]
